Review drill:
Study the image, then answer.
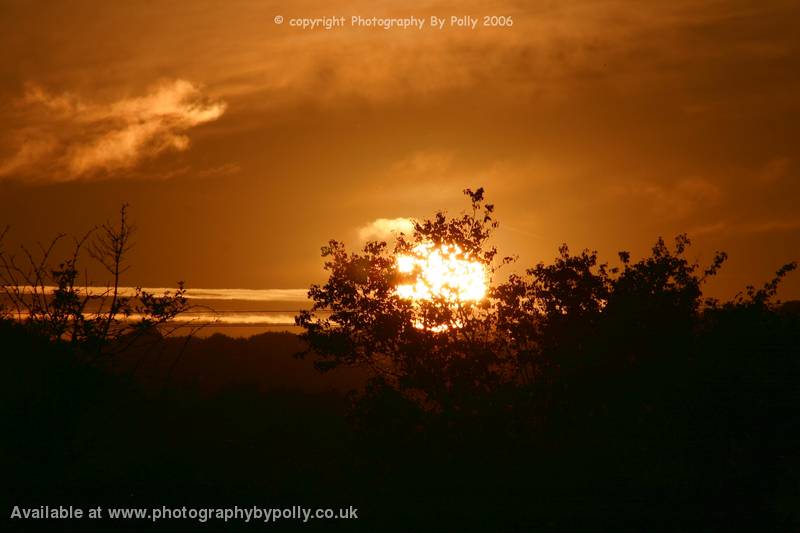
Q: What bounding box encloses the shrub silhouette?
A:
[0,205,189,358]
[297,189,758,418]
[2,191,798,531]
[298,187,800,530]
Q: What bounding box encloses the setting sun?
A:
[395,242,487,303]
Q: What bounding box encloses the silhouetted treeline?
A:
[3,302,800,530]
[3,195,800,530]
[4,300,799,530]
[292,189,800,530]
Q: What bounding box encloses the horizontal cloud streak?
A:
[3,286,309,302]
[8,310,303,326]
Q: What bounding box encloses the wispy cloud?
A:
[611,178,722,219]
[0,134,58,177]
[358,217,415,242]
[688,217,800,237]
[0,79,226,181]
[8,310,302,326]
[8,286,309,302]
[756,156,792,184]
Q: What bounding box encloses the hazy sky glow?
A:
[0,0,798,299]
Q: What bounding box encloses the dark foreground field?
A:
[2,304,799,531]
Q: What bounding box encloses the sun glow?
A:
[395,242,487,303]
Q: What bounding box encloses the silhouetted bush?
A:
[298,188,799,530]
[2,191,798,531]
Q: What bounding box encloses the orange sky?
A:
[0,0,798,299]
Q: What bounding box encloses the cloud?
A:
[741,218,800,234]
[612,178,722,219]
[0,80,226,181]
[757,156,792,184]
[18,286,309,302]
[0,134,58,176]
[358,217,415,242]
[688,217,800,237]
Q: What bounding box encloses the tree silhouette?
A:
[0,204,188,356]
[1,190,797,531]
[297,188,515,415]
[298,188,796,428]
[295,187,799,529]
